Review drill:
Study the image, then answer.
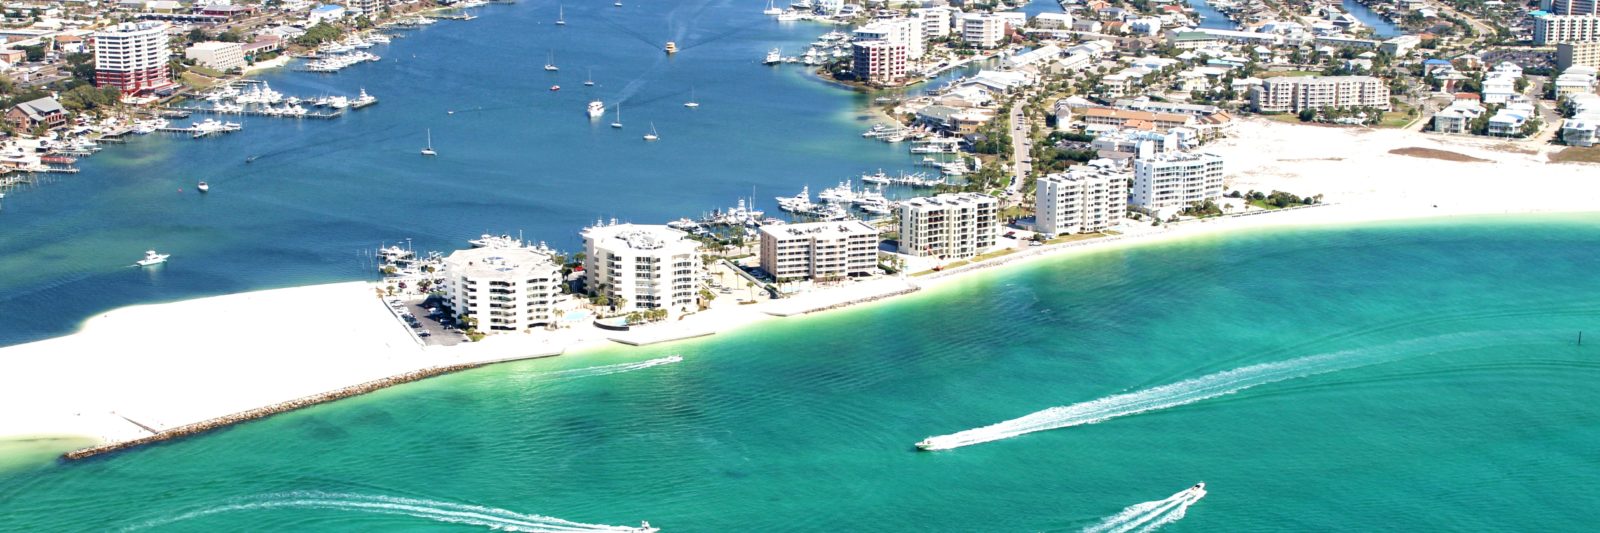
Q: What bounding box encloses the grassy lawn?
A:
[1248,200,1286,210]
[1377,101,1418,129]
[1549,146,1600,164]
[1259,70,1320,78]
[178,71,221,91]
[1266,113,1304,124]
[1046,232,1109,245]
[909,232,1111,276]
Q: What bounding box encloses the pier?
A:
[166,105,344,120]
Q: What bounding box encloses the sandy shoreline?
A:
[2,119,1597,460]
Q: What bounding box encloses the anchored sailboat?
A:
[611,104,623,129]
[544,50,558,71]
[421,128,436,156]
[644,122,659,141]
[555,5,565,25]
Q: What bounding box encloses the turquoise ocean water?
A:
[3,1,1599,530]
[2,215,1599,530]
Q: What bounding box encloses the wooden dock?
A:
[168,106,344,120]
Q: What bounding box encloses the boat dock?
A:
[158,122,243,138]
[167,106,344,120]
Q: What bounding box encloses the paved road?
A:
[1007,94,1031,196]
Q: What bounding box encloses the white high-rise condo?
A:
[1131,152,1225,212]
[899,193,999,260]
[582,223,703,313]
[1036,160,1129,236]
[1250,76,1391,113]
[442,247,564,333]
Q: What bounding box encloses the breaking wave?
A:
[122,491,653,532]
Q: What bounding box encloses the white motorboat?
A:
[587,100,605,118]
[915,438,935,451]
[421,129,437,156]
[197,181,209,193]
[764,48,781,65]
[136,250,169,267]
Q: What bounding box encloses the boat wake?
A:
[915,345,1403,451]
[122,491,653,532]
[538,355,683,381]
[1083,484,1207,533]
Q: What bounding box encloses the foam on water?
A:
[1083,484,1206,533]
[121,491,651,532]
[916,333,1525,450]
[537,355,683,380]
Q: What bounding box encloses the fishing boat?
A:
[544,50,559,71]
[643,122,659,141]
[197,181,209,193]
[421,129,437,156]
[664,41,678,54]
[684,86,700,108]
[587,100,605,118]
[555,5,565,25]
[136,250,170,267]
[611,104,623,128]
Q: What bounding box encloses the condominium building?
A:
[185,41,244,72]
[854,18,923,59]
[442,247,562,333]
[1533,14,1600,45]
[961,14,1007,49]
[1036,160,1129,236]
[1547,0,1598,15]
[1558,42,1600,70]
[1250,76,1391,113]
[1131,152,1225,211]
[899,193,999,260]
[758,221,879,282]
[911,7,952,39]
[93,22,175,95]
[345,0,387,15]
[582,223,702,313]
[852,41,908,85]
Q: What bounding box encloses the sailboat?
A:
[584,68,595,86]
[610,104,623,128]
[544,50,558,72]
[684,86,700,108]
[421,129,437,156]
[763,0,782,16]
[643,122,659,141]
[555,5,565,25]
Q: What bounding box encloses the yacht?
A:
[664,41,678,54]
[817,180,858,204]
[555,5,566,25]
[197,181,209,193]
[421,129,437,156]
[764,48,782,65]
[353,88,377,107]
[643,122,659,141]
[136,250,170,267]
[776,10,804,21]
[587,100,605,118]
[544,51,559,71]
[611,104,623,128]
[776,186,815,212]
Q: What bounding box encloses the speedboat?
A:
[550,85,561,91]
[136,250,169,267]
[197,181,209,193]
[632,522,658,533]
[1190,482,1206,492]
[914,438,936,451]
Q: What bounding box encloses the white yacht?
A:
[197,181,210,193]
[817,180,858,204]
[643,122,659,141]
[764,48,782,65]
[353,88,377,107]
[587,100,605,118]
[136,250,170,267]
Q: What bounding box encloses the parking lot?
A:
[384,296,468,347]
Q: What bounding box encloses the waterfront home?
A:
[758,221,879,283]
[1432,99,1485,134]
[1486,103,1536,137]
[442,247,564,333]
[1036,159,1129,236]
[6,97,67,132]
[899,193,998,261]
[582,223,703,314]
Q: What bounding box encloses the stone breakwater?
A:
[62,362,490,461]
[798,287,920,315]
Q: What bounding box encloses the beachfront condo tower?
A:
[1036,159,1129,236]
[582,223,703,314]
[898,193,999,260]
[442,247,563,333]
[758,221,879,283]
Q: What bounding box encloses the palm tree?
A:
[746,281,756,301]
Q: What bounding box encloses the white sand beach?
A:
[2,119,1597,457]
